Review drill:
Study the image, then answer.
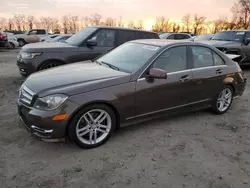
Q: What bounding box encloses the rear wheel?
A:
[68,104,116,149]
[38,61,63,70]
[212,85,233,114]
[18,39,26,47]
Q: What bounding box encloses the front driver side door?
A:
[135,45,196,117]
[77,29,116,62]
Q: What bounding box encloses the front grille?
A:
[19,85,35,106]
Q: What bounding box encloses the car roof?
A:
[218,30,249,32]
[87,26,158,34]
[131,39,195,47]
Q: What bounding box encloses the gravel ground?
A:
[1,48,250,188]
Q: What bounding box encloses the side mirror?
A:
[86,39,98,47]
[148,68,167,79]
[244,38,250,45]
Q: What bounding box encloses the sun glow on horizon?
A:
[143,18,154,31]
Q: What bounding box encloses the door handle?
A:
[179,75,190,82]
[216,69,223,74]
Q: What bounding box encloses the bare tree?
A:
[70,16,79,32]
[40,17,53,32]
[182,13,192,32]
[117,16,124,27]
[105,17,116,26]
[90,13,102,25]
[8,18,13,30]
[232,0,250,29]
[0,17,7,30]
[212,16,228,33]
[13,14,26,31]
[152,16,171,32]
[137,20,144,29]
[27,15,35,30]
[51,18,60,33]
[193,14,206,35]
[81,16,90,27]
[62,15,70,34]
[127,21,135,28]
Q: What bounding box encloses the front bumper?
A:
[16,58,36,76]
[17,99,79,139]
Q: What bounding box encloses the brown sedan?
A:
[17,39,246,149]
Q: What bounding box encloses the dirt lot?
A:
[0,48,250,188]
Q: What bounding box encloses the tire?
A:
[6,42,15,49]
[18,39,26,47]
[212,85,233,114]
[38,61,63,71]
[68,104,116,149]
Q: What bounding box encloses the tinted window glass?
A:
[37,30,46,34]
[90,29,116,47]
[176,34,185,39]
[153,46,187,72]
[29,30,37,35]
[244,32,250,39]
[66,27,97,46]
[191,46,213,68]
[139,32,158,39]
[213,52,225,65]
[118,30,137,45]
[183,35,190,39]
[97,43,159,73]
[167,34,175,39]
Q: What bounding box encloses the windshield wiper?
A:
[212,38,231,41]
[94,60,119,71]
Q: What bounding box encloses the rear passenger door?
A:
[190,45,227,101]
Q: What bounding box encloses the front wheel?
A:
[68,104,116,149]
[212,86,233,114]
[6,42,15,49]
[38,61,63,70]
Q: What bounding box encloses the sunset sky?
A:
[1,0,236,30]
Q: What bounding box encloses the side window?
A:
[191,46,213,68]
[29,30,37,35]
[176,34,185,40]
[90,29,116,47]
[244,32,250,40]
[139,32,155,39]
[183,35,190,39]
[213,52,225,65]
[37,30,46,34]
[152,46,187,73]
[117,30,137,45]
[167,34,175,39]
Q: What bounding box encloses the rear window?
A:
[37,30,46,34]
[139,32,159,39]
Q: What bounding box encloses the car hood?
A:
[21,42,77,52]
[198,40,240,47]
[24,62,131,96]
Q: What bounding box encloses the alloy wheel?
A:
[76,109,112,145]
[217,88,232,112]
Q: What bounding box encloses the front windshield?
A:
[96,42,160,73]
[212,31,244,42]
[66,27,97,46]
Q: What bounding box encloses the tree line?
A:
[0,0,250,35]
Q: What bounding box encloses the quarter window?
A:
[167,34,175,39]
[213,52,225,65]
[90,29,116,47]
[191,46,213,68]
[153,46,187,73]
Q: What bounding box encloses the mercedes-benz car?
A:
[17,39,246,149]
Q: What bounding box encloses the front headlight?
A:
[21,52,42,59]
[33,94,68,110]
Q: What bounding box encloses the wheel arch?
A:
[223,77,236,94]
[37,59,66,70]
[66,101,121,137]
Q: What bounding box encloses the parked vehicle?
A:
[193,34,214,41]
[40,34,61,42]
[159,32,191,40]
[50,34,72,43]
[199,30,250,65]
[16,26,159,77]
[5,32,19,49]
[4,30,25,35]
[0,30,7,47]
[15,29,48,47]
[17,40,246,149]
